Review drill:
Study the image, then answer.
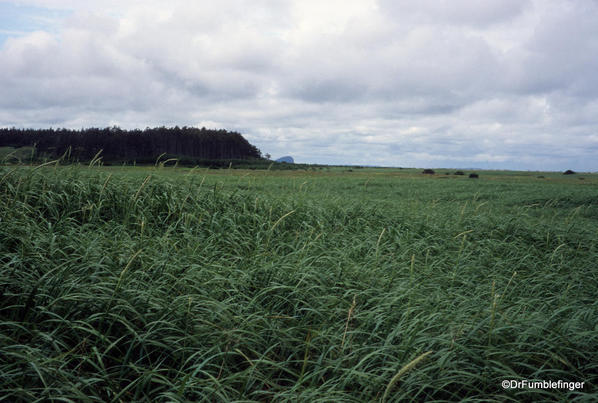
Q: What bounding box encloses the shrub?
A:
[454,171,465,175]
[563,169,576,175]
[422,169,435,175]
[469,173,479,178]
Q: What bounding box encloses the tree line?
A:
[0,126,263,163]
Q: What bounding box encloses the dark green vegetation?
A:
[0,145,323,171]
[0,127,262,164]
[1,164,597,401]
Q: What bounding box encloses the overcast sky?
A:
[1,0,597,170]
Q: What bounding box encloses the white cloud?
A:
[0,0,597,170]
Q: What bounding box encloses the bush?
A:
[422,169,435,175]
[454,171,465,175]
[469,173,479,178]
[563,169,576,175]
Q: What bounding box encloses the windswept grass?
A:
[1,164,597,401]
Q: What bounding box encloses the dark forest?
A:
[0,126,263,164]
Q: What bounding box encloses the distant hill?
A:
[0,126,263,163]
[276,156,294,163]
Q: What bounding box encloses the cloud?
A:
[378,0,531,27]
[0,0,597,170]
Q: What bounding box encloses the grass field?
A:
[1,163,597,401]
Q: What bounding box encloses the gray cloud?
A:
[0,0,597,171]
[378,0,531,27]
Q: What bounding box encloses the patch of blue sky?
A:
[0,2,70,45]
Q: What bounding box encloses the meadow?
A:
[1,163,597,401]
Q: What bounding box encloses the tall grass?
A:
[1,165,597,401]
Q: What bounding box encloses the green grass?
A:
[0,146,36,164]
[1,164,597,401]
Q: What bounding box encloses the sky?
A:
[1,0,597,171]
